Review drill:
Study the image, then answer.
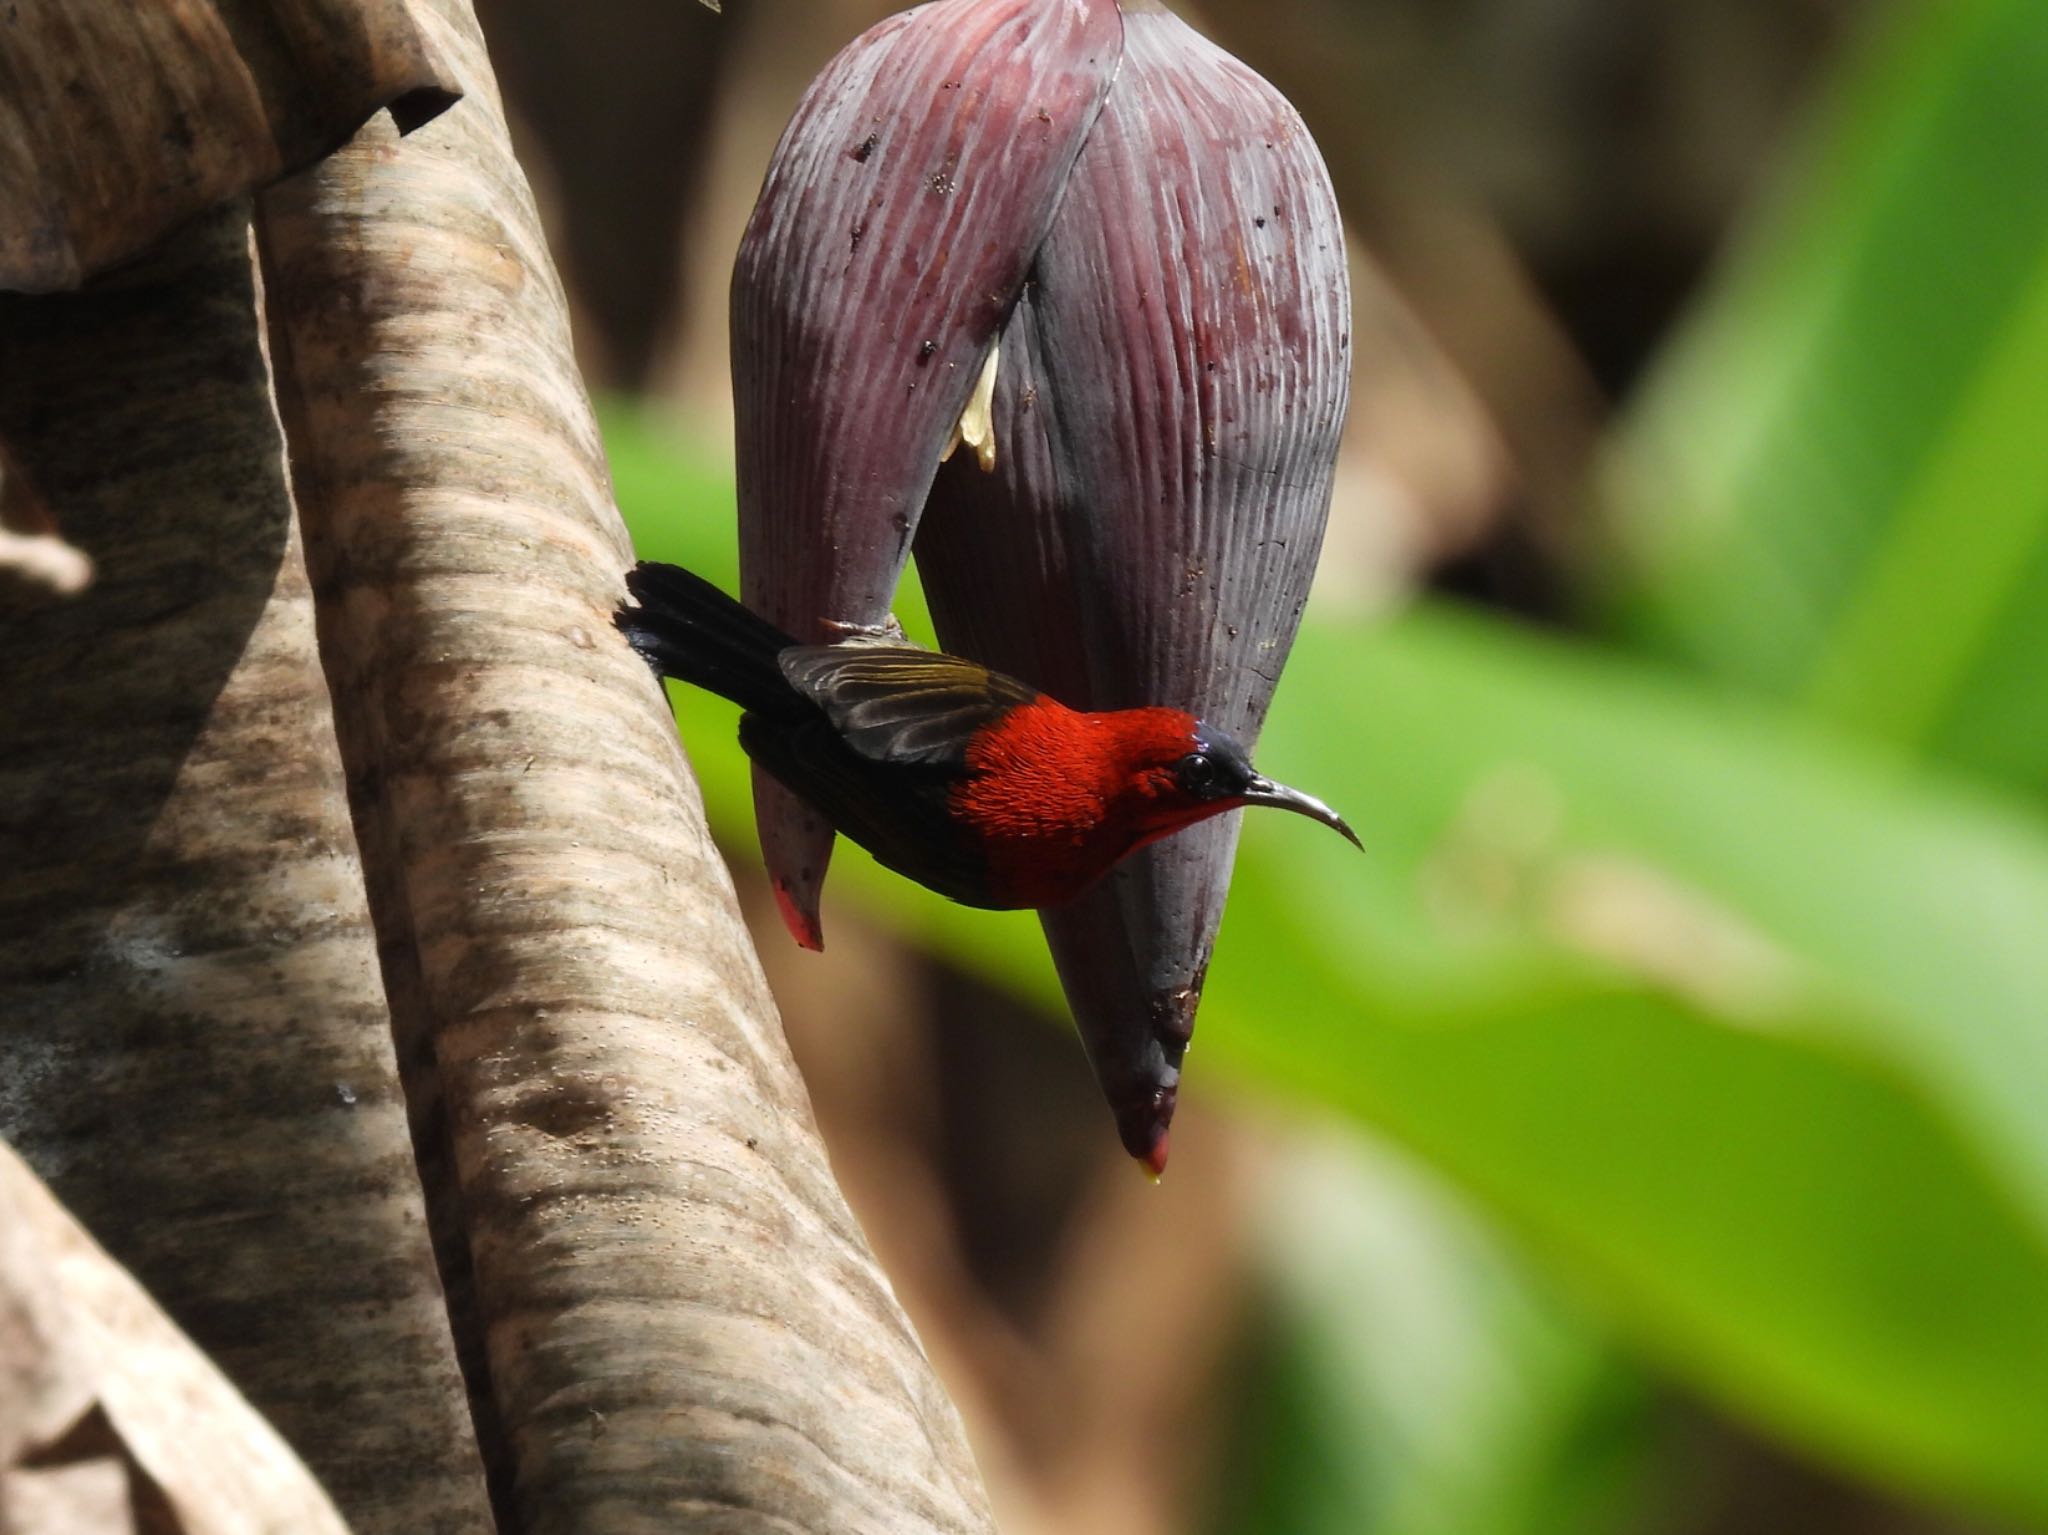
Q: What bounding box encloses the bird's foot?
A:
[822,613,909,645]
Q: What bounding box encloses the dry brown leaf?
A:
[253,2,995,1528]
[0,202,493,1535]
[0,0,459,292]
[0,1139,354,1535]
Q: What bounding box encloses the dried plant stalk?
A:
[255,2,995,1530]
[0,201,492,1535]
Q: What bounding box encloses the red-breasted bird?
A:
[618,560,1359,934]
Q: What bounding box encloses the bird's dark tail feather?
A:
[616,561,799,716]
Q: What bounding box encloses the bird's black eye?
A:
[1176,753,1224,796]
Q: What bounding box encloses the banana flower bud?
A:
[735,0,1350,1170]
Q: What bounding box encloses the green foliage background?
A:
[608,0,2048,1525]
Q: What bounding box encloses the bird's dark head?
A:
[1113,714,1361,851]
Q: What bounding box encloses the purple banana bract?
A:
[732,0,1350,1170]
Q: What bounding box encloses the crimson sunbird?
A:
[618,561,1359,933]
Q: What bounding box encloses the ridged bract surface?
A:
[733,0,1123,940]
[917,2,1351,1162]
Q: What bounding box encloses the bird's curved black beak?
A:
[1241,777,1362,850]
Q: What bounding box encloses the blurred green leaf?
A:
[1216,603,2048,1526]
[1602,0,2048,790]
[1248,602,2048,1242]
[1213,1136,1654,1535]
[605,401,2048,1524]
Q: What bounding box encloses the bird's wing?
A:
[740,713,998,907]
[778,644,1037,767]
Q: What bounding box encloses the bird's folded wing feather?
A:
[778,645,1038,767]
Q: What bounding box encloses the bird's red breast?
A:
[950,698,1203,907]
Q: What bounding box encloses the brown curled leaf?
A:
[1,1139,356,1535]
[0,199,494,1533]
[256,0,996,1527]
[0,0,459,293]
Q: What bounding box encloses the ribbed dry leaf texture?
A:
[0,202,492,1534]
[1,1141,355,1535]
[0,0,456,292]
[256,2,997,1529]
